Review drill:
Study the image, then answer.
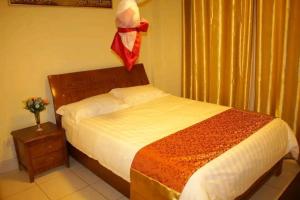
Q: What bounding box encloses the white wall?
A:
[0,0,182,172]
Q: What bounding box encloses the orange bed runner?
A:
[131,108,273,198]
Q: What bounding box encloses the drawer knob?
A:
[48,145,53,149]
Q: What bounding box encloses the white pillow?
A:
[109,84,167,106]
[57,93,128,122]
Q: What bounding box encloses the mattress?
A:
[62,95,299,200]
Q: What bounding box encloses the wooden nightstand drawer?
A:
[32,150,64,173]
[11,122,69,182]
[29,136,63,158]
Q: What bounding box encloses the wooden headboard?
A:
[48,63,149,126]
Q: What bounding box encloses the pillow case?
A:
[109,84,168,106]
[56,93,128,123]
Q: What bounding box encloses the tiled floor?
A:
[0,158,299,200]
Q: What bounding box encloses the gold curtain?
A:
[183,0,300,140]
[182,0,254,109]
[254,0,300,140]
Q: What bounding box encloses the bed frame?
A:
[48,63,283,199]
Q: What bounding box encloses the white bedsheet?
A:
[62,95,299,200]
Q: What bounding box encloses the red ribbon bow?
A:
[111,22,149,71]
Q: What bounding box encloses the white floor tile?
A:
[60,187,106,200]
[35,166,71,184]
[250,184,281,200]
[282,159,300,174]
[38,169,87,200]
[0,170,35,199]
[70,162,100,184]
[266,171,296,191]
[67,157,79,167]
[2,186,48,200]
[118,196,129,200]
[91,179,123,200]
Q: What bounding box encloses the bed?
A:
[48,64,299,200]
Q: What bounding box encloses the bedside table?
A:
[11,122,69,182]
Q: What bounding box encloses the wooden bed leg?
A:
[275,159,283,176]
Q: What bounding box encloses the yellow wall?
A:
[0,0,182,171]
[148,0,182,95]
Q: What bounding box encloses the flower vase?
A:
[34,112,43,132]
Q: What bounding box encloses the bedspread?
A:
[62,95,299,200]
